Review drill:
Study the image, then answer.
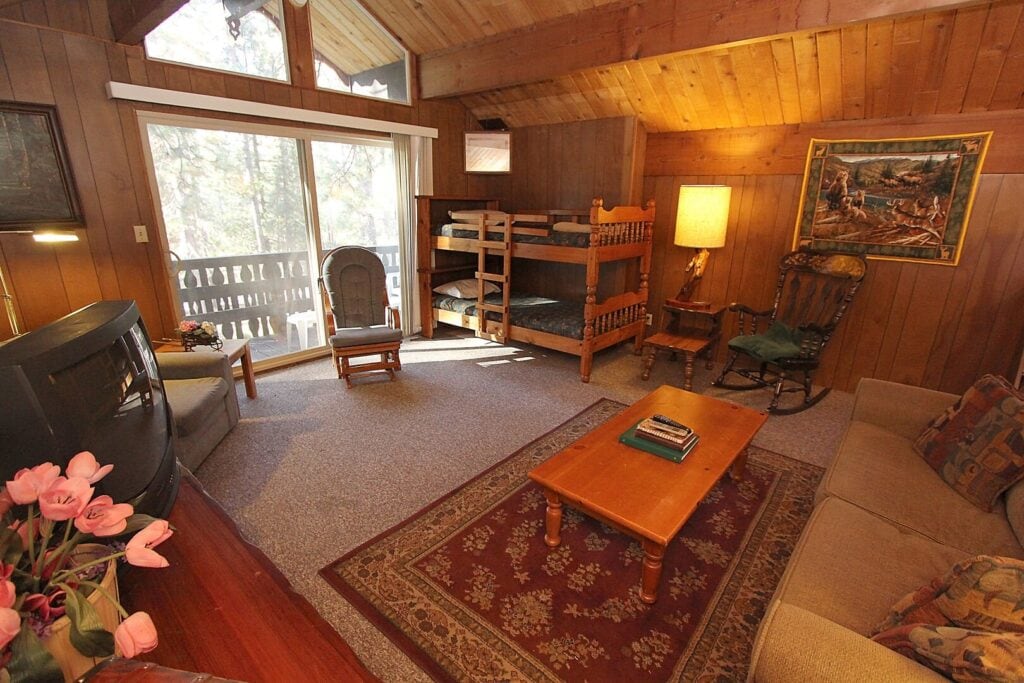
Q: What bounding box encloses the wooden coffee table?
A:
[527,385,767,603]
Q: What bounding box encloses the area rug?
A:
[320,399,823,682]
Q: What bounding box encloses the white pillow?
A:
[553,221,594,233]
[432,278,500,298]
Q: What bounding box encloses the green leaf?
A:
[7,623,63,683]
[62,586,115,658]
[0,525,23,567]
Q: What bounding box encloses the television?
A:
[0,300,178,517]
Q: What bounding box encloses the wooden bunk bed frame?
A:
[416,195,655,382]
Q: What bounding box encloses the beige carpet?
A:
[196,331,854,682]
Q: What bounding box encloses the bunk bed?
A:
[416,195,655,382]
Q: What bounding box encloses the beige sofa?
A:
[157,351,240,472]
[749,378,1024,682]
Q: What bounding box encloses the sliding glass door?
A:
[142,116,399,363]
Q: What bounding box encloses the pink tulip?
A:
[22,590,65,621]
[0,608,19,650]
[114,612,158,658]
[66,451,114,484]
[74,495,134,537]
[125,520,173,568]
[38,477,93,521]
[8,520,29,547]
[6,463,61,505]
[0,580,13,609]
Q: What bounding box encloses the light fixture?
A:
[671,185,731,308]
[31,230,80,243]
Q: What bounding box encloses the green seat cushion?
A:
[728,321,802,361]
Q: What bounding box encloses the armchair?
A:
[157,351,240,471]
[713,250,866,414]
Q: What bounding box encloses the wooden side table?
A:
[153,338,257,399]
[641,303,726,391]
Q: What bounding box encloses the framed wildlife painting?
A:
[0,101,83,230]
[793,132,991,265]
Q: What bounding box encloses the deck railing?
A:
[175,246,400,340]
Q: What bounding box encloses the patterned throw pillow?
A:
[872,625,1024,682]
[873,555,1024,635]
[914,375,1024,511]
[872,556,1024,681]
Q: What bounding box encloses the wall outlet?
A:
[645,313,653,325]
[133,225,148,243]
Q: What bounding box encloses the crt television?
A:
[0,300,178,517]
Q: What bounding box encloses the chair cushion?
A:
[914,375,1024,512]
[330,325,402,348]
[163,377,228,437]
[727,321,802,361]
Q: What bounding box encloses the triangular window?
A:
[145,0,289,82]
[309,0,410,104]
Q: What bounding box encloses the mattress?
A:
[432,224,591,248]
[433,293,584,339]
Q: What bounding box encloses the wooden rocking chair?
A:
[713,249,866,414]
[319,246,402,388]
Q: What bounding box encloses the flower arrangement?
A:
[177,319,222,351]
[0,452,172,681]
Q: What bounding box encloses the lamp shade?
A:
[674,185,731,248]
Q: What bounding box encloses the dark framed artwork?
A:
[0,101,83,230]
[793,132,991,265]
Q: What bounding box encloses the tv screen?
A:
[0,301,178,517]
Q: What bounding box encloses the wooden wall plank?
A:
[645,127,1024,394]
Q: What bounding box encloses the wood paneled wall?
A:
[645,115,1024,394]
[0,0,111,39]
[480,117,646,210]
[0,14,479,341]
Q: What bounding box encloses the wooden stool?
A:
[641,332,718,391]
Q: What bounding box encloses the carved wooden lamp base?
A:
[671,248,712,309]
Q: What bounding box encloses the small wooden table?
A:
[641,303,726,390]
[153,338,257,399]
[528,385,767,604]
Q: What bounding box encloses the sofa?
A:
[156,351,240,472]
[749,378,1024,682]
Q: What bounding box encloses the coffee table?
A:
[527,385,767,603]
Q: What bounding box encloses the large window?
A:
[309,0,409,103]
[145,0,288,82]
[142,116,401,364]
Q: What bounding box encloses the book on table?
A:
[619,417,700,463]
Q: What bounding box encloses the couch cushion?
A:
[774,497,969,635]
[818,420,1024,557]
[164,377,228,437]
[914,374,1024,511]
[330,325,402,348]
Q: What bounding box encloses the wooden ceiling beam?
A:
[419,0,988,99]
[108,0,188,45]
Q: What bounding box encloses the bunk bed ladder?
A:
[474,212,512,343]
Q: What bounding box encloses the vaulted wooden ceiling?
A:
[359,0,1024,133]
[100,0,1024,134]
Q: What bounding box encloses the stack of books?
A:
[619,414,700,463]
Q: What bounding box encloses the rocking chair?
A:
[713,249,866,414]
[319,246,402,388]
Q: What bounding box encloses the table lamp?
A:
[670,185,730,309]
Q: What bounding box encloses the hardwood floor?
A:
[120,473,378,682]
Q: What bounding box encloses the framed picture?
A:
[0,101,83,230]
[793,132,991,265]
[464,131,511,174]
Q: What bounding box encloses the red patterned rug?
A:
[321,399,823,682]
